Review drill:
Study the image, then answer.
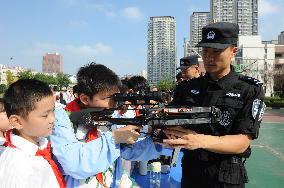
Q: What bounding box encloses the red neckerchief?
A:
[65,99,106,187]
[4,130,66,188]
[36,143,66,188]
[3,129,16,148]
[64,98,81,112]
[135,109,141,117]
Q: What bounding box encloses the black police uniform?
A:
[171,68,265,188]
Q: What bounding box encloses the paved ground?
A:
[247,109,284,188]
[262,109,284,123]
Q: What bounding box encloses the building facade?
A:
[0,65,36,85]
[141,69,147,79]
[274,44,284,96]
[190,12,210,54]
[42,53,63,73]
[278,31,284,45]
[236,35,274,96]
[147,16,176,85]
[210,0,258,35]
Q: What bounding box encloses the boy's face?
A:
[84,89,119,109]
[14,95,55,139]
[0,111,11,131]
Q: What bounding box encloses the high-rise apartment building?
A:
[210,0,258,35]
[251,0,258,35]
[147,16,176,85]
[42,53,63,73]
[190,12,210,53]
[278,31,284,45]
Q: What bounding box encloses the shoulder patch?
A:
[239,76,263,86]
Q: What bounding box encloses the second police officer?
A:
[176,55,200,81]
[164,22,265,188]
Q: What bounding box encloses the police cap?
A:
[177,55,199,70]
[196,22,239,49]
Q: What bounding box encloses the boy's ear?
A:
[9,115,24,130]
[231,46,238,57]
[79,93,90,106]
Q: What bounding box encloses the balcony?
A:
[275,58,284,65]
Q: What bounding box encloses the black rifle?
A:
[70,91,221,140]
[69,105,220,142]
[69,91,222,167]
[69,105,221,167]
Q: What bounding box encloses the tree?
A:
[46,74,57,86]
[157,75,175,92]
[6,70,16,85]
[0,84,7,94]
[55,73,72,90]
[33,73,56,86]
[18,70,34,79]
[274,63,284,97]
[34,73,48,83]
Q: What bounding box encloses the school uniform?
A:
[51,106,161,188]
[0,131,65,188]
[0,137,5,155]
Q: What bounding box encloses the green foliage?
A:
[264,97,284,108]
[271,101,284,108]
[6,70,16,85]
[34,73,48,82]
[156,75,175,91]
[17,71,71,89]
[233,64,242,73]
[55,73,72,90]
[45,74,57,86]
[18,70,34,79]
[33,73,57,86]
[0,84,7,94]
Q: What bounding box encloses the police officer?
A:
[177,55,200,81]
[163,22,265,188]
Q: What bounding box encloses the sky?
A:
[0,0,283,77]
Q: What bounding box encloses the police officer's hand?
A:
[112,125,141,144]
[163,127,202,150]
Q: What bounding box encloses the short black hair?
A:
[176,72,183,82]
[4,79,53,119]
[72,84,80,95]
[127,76,149,93]
[120,78,129,94]
[0,98,5,112]
[52,86,59,92]
[76,62,121,98]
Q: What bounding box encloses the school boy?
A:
[0,98,11,155]
[0,79,66,188]
[51,63,161,188]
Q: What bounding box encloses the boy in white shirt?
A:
[0,98,11,154]
[0,79,66,188]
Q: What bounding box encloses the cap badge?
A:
[190,90,199,95]
[207,31,215,40]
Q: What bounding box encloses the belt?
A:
[183,150,243,164]
[228,156,243,164]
